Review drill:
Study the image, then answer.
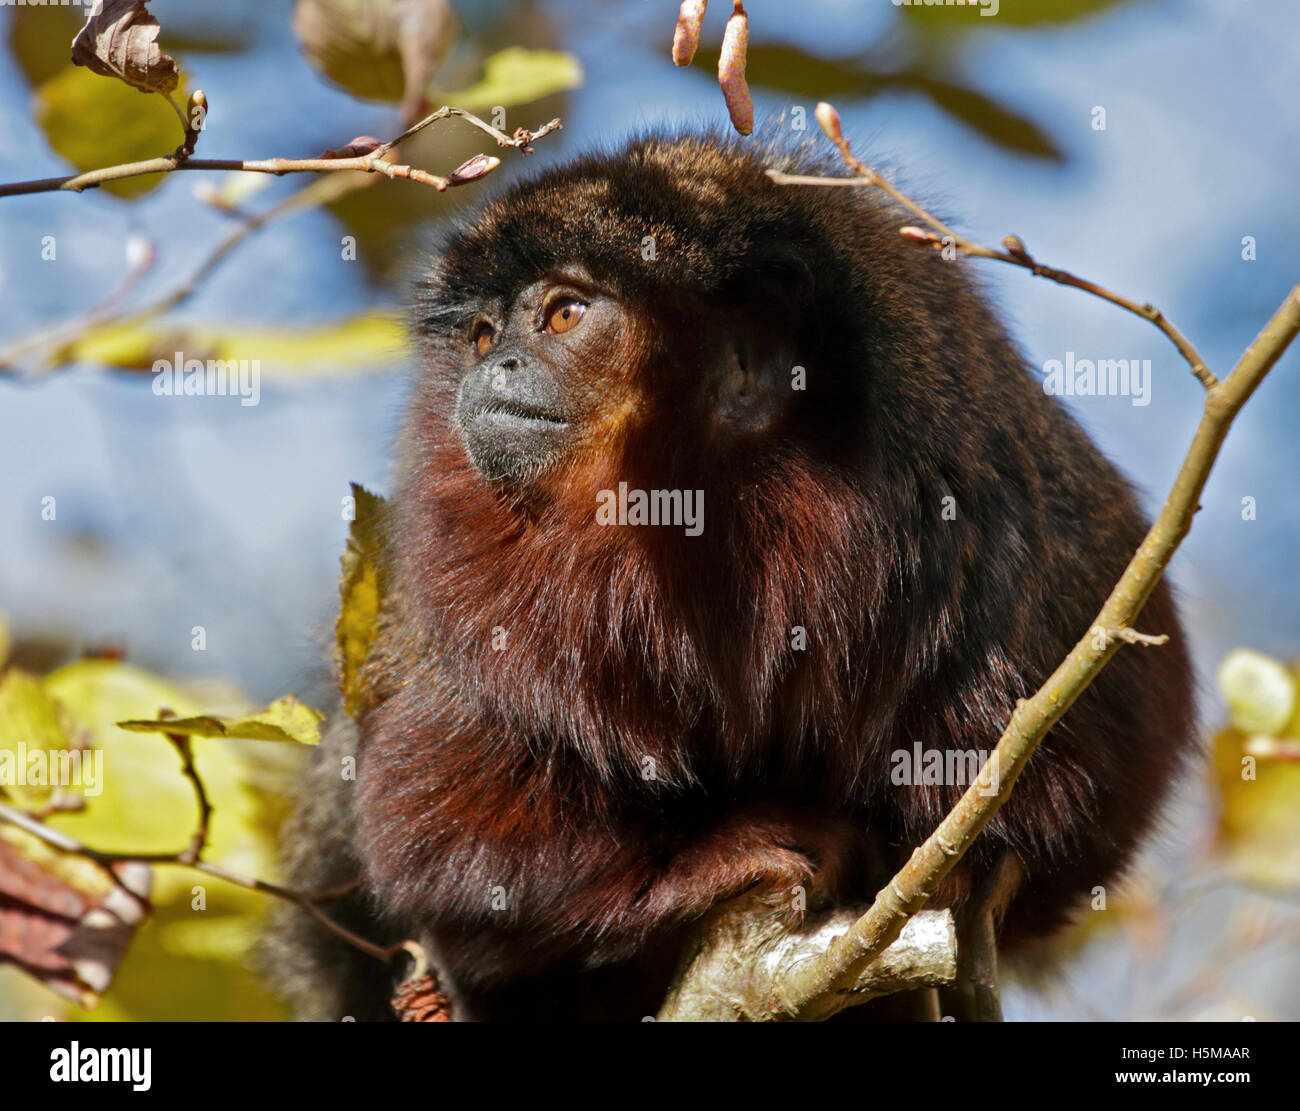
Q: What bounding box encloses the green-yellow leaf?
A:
[78,895,287,1022]
[8,5,86,89]
[62,312,408,377]
[7,660,305,1020]
[1211,724,1300,887]
[117,694,324,745]
[430,47,582,113]
[292,0,456,108]
[337,484,389,718]
[41,660,296,891]
[0,670,72,807]
[34,64,188,199]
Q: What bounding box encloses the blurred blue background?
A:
[1,0,1297,1020]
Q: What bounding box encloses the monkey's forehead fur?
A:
[419,131,896,318]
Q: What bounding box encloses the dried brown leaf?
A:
[70,0,179,95]
[0,827,151,1007]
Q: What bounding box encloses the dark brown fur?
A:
[266,132,1196,1020]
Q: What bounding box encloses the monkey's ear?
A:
[713,250,810,431]
[731,244,816,309]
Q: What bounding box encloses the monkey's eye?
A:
[544,297,586,335]
[471,322,495,357]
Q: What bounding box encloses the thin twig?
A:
[1104,625,1170,648]
[0,237,156,369]
[0,108,563,376]
[0,155,444,198]
[0,186,310,375]
[161,719,211,866]
[768,111,1216,391]
[0,797,391,963]
[0,107,561,199]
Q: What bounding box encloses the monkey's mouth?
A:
[473,403,569,430]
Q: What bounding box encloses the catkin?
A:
[719,1,752,136]
[672,0,708,66]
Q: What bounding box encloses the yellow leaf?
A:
[34,65,188,199]
[65,312,407,377]
[156,914,261,963]
[1211,724,1300,887]
[117,694,324,745]
[0,670,72,807]
[337,484,389,718]
[0,660,306,1019]
[79,896,287,1022]
[41,661,296,897]
[430,48,583,113]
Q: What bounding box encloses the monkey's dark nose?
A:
[462,353,567,423]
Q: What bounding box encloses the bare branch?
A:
[0,106,561,199]
[768,282,1300,1021]
[0,106,562,376]
[0,788,392,964]
[657,897,956,1021]
[160,719,211,866]
[769,103,1217,391]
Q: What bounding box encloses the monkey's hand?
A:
[630,805,863,932]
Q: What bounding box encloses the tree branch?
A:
[766,282,1300,1021]
[657,897,956,1021]
[0,104,561,199]
[0,105,563,377]
[675,101,1300,1023]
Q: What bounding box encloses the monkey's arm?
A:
[365,769,871,987]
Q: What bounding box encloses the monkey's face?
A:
[450,285,811,507]
[452,268,634,485]
[420,133,871,508]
